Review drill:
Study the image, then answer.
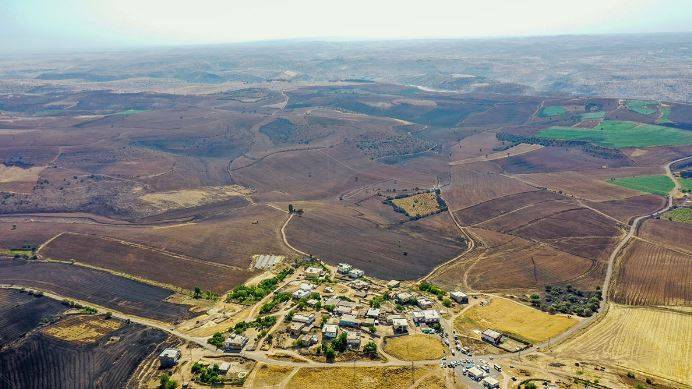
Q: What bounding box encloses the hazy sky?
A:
[2,0,691,52]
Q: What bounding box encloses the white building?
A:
[348,268,364,279]
[299,282,314,291]
[450,291,469,304]
[346,331,361,348]
[322,324,339,338]
[292,289,310,299]
[396,292,413,303]
[304,267,325,277]
[481,329,503,345]
[392,318,408,333]
[467,366,484,381]
[417,297,434,309]
[337,263,352,274]
[158,348,181,367]
[292,313,315,324]
[482,377,500,388]
[339,314,359,327]
[412,310,439,323]
[387,280,400,288]
[224,334,248,351]
[366,308,380,318]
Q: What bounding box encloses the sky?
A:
[2,0,691,52]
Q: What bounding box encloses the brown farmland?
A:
[612,239,690,306]
[40,232,253,293]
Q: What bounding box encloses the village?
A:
[149,255,587,389]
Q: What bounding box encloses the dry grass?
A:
[43,315,122,343]
[383,334,446,361]
[251,364,295,387]
[455,297,577,344]
[391,192,441,218]
[555,304,691,385]
[449,143,542,165]
[139,185,250,210]
[287,366,430,389]
[0,164,44,183]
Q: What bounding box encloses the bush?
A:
[159,373,178,389]
[442,298,452,307]
[419,282,446,297]
[207,332,225,348]
[363,341,378,358]
[332,332,347,352]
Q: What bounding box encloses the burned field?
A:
[0,289,68,346]
[0,290,173,388]
[0,259,194,323]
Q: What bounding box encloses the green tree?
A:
[332,332,347,352]
[524,383,537,389]
[363,341,377,358]
[207,332,225,348]
[159,373,178,389]
[288,204,294,213]
[442,298,452,307]
[193,287,202,299]
[324,344,335,362]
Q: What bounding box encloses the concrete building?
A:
[387,280,400,288]
[348,268,364,279]
[392,318,408,333]
[396,292,413,303]
[158,348,181,367]
[218,362,231,374]
[346,331,361,348]
[482,377,500,388]
[292,289,310,299]
[451,291,469,304]
[481,329,503,345]
[362,317,376,327]
[299,282,315,291]
[322,324,339,338]
[351,280,369,290]
[412,310,440,324]
[289,322,306,336]
[417,297,434,309]
[335,305,353,315]
[467,366,484,381]
[339,314,360,327]
[224,334,249,351]
[366,308,380,318]
[304,266,325,277]
[292,313,315,324]
[337,263,352,274]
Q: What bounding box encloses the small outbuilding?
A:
[450,291,469,304]
[158,348,181,368]
[339,314,360,327]
[224,334,249,351]
[322,324,339,338]
[481,376,500,388]
[392,318,408,333]
[467,366,484,381]
[481,329,503,345]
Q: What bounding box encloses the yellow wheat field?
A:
[555,304,691,385]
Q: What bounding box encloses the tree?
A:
[332,332,348,352]
[159,373,178,389]
[442,298,452,308]
[363,341,378,358]
[207,332,225,348]
[288,204,294,213]
[193,287,202,299]
[324,344,335,362]
[524,383,537,389]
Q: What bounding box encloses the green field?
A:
[681,177,692,192]
[625,100,658,115]
[580,111,606,120]
[661,208,692,223]
[608,175,674,196]
[656,106,672,124]
[539,106,567,117]
[536,120,692,148]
